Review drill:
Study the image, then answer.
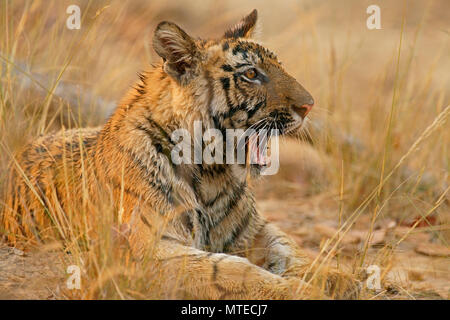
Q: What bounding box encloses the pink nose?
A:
[301,103,314,117]
[293,103,314,118]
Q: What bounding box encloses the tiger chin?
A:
[1,9,359,299]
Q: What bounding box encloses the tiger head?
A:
[152,9,314,172]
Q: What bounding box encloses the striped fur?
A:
[1,10,358,299]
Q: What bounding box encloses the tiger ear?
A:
[153,21,199,84]
[224,9,259,39]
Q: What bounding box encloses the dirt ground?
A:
[0,246,65,299]
[0,0,448,299]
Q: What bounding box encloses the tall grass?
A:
[0,0,448,299]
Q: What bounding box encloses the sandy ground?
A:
[0,246,65,299]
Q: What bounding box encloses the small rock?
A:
[349,229,387,246]
[10,248,24,256]
[415,243,450,257]
[314,224,360,244]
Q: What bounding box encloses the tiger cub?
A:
[2,9,358,299]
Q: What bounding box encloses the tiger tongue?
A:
[249,136,270,166]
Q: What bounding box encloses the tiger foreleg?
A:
[248,222,310,276]
[152,239,312,299]
[248,222,360,299]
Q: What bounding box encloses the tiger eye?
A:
[245,69,257,79]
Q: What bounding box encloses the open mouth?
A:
[249,134,271,166]
[241,133,272,168]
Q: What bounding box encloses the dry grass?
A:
[0,0,449,299]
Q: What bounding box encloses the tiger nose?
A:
[292,102,314,118]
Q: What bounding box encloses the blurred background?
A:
[0,0,449,299]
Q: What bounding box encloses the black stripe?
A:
[109,177,141,199]
[234,63,251,68]
[232,72,248,97]
[159,253,207,262]
[115,144,173,202]
[221,64,233,72]
[145,116,175,145]
[222,209,253,251]
[232,45,248,59]
[212,255,229,281]
[222,41,229,51]
[206,180,244,208]
[135,124,159,141]
[196,208,211,247]
[220,77,230,91]
[140,213,152,228]
[135,124,172,159]
[204,69,215,119]
[223,102,248,121]
[247,99,266,121]
[161,235,183,243]
[219,77,233,115]
[210,183,247,226]
[198,164,227,179]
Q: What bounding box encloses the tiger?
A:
[1,9,358,299]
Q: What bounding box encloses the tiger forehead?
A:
[201,39,281,68]
[229,40,278,62]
